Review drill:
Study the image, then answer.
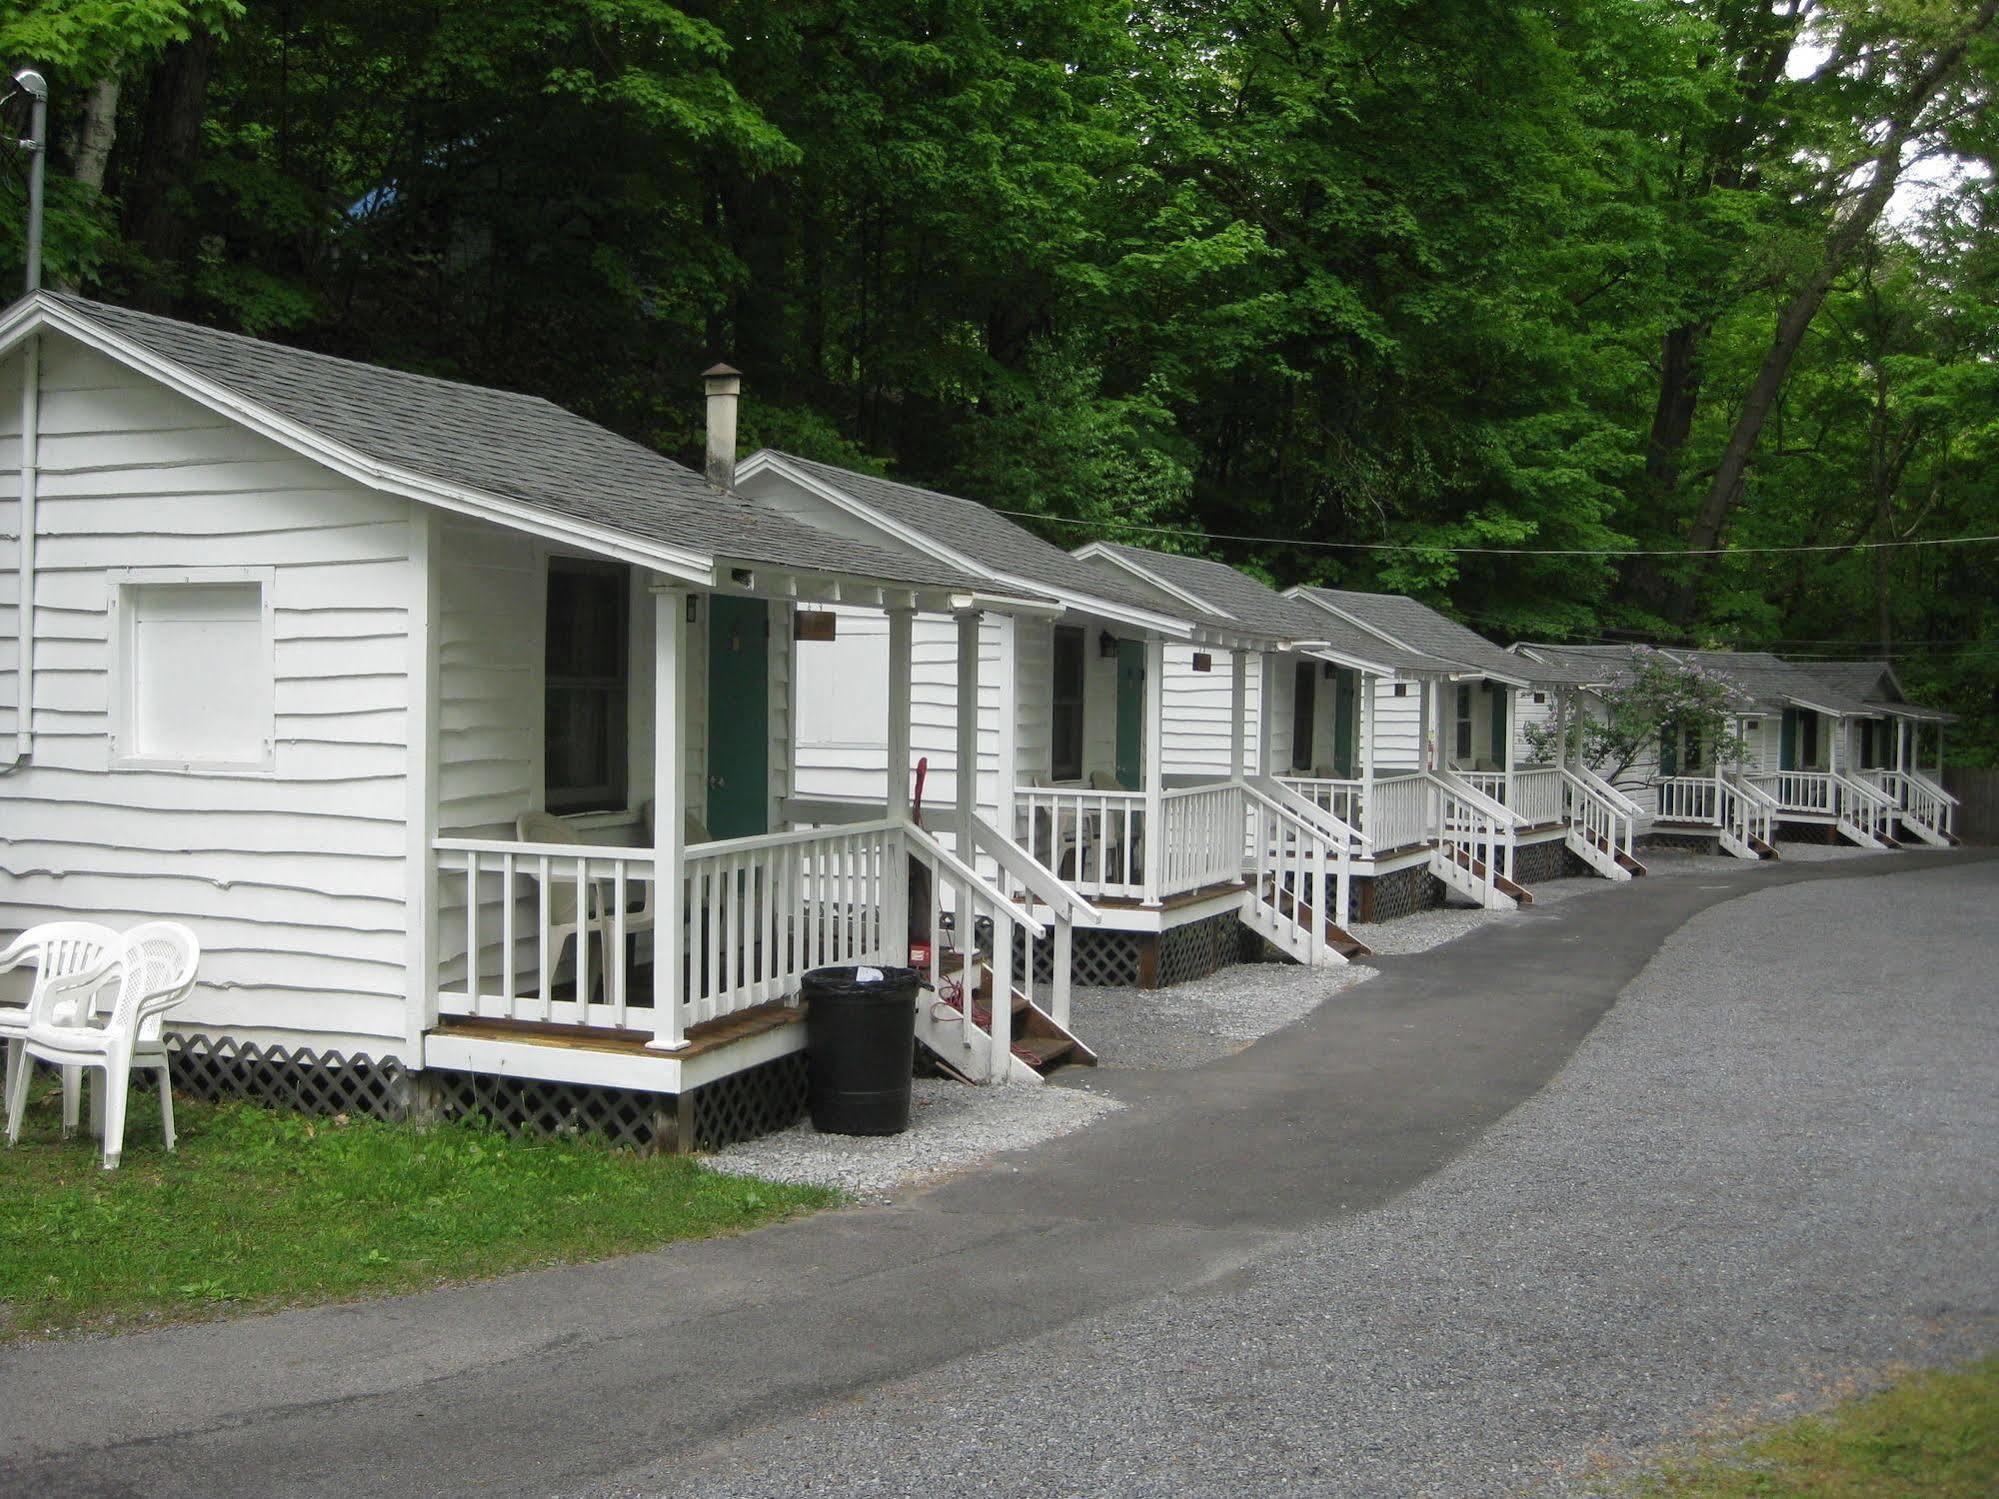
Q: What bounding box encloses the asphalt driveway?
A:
[0,849,1990,1497]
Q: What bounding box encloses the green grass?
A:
[0,1077,837,1341]
[1627,1356,1999,1497]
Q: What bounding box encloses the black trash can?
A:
[803,964,920,1135]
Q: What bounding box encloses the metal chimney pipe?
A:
[14,68,47,294]
[702,362,741,490]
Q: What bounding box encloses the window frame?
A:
[1050,625,1087,782]
[543,555,632,816]
[108,566,277,775]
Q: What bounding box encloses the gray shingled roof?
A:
[765,452,1255,634]
[1512,642,1660,689]
[1675,650,1881,717]
[1292,587,1591,686]
[1785,658,1951,721]
[38,293,1008,597]
[1087,544,1443,674]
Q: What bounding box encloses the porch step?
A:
[1434,842,1530,909]
[1613,847,1649,876]
[1325,921,1372,960]
[1247,877,1361,966]
[1747,834,1779,860]
[917,951,1095,1080]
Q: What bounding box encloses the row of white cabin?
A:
[0,293,1960,1145]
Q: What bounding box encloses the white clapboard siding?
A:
[1370,678,1423,771]
[0,336,415,1052]
[1158,643,1258,777]
[794,604,1005,820]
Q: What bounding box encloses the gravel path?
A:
[1068,960,1379,1069]
[657,861,1997,1497]
[700,1077,1121,1203]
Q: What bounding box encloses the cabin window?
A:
[111,572,274,772]
[545,558,630,814]
[1051,625,1086,781]
[1454,684,1474,762]
[1290,661,1317,771]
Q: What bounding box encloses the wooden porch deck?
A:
[424,1000,806,1095]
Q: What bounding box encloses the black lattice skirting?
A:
[163,1032,807,1155]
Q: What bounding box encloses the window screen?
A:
[545,559,630,813]
[1051,626,1086,780]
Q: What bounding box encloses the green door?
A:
[1779,708,1799,772]
[706,596,769,838]
[1333,669,1358,778]
[1489,685,1509,766]
[1114,639,1145,789]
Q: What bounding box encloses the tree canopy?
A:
[4,0,1995,756]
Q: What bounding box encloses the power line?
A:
[1005,508,1999,558]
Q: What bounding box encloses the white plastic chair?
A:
[0,922,124,1132]
[516,812,656,1000]
[4,922,199,1170]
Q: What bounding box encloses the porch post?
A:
[1358,673,1376,842]
[1142,634,1166,907]
[648,585,690,1051]
[885,606,915,961]
[1935,722,1945,779]
[1255,651,1277,778]
[886,607,914,821]
[1501,685,1517,808]
[1229,649,1248,782]
[1895,717,1907,776]
[954,608,980,839]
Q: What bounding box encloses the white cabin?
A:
[1512,643,1958,856]
[0,293,1105,1144]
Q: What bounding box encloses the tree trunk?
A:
[122,29,220,294]
[1669,0,1999,623]
[1622,320,1710,611]
[71,71,123,193]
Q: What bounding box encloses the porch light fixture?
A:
[1098,631,1119,659]
[1192,652,1212,673]
[1322,661,1335,679]
[686,594,698,623]
[729,567,754,587]
[1393,682,1408,697]
[1533,692,1546,705]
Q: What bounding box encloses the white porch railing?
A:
[961,814,1099,1031]
[1242,783,1354,966]
[1279,775,1362,828]
[1655,776,1720,824]
[1833,771,1899,846]
[1426,770,1519,907]
[1877,769,1958,843]
[1719,772,1778,858]
[1367,772,1431,853]
[905,821,1048,1082]
[1750,770,1837,816]
[1561,767,1637,873]
[432,820,900,1047]
[1160,782,1248,894]
[1015,786,1145,901]
[1462,765,1563,826]
[1013,781,1246,903]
